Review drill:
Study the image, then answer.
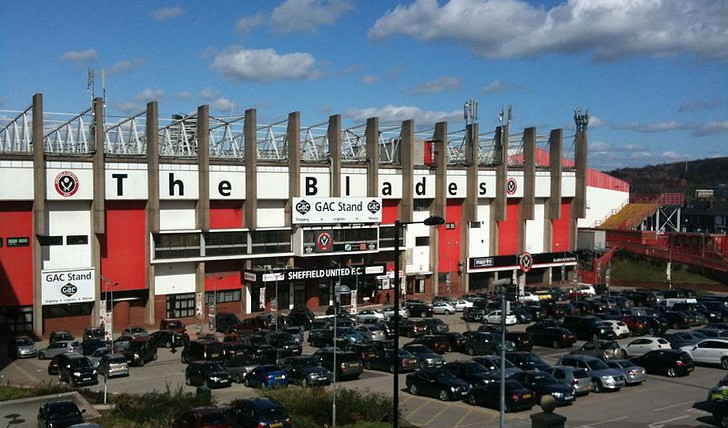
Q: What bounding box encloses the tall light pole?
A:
[101,276,118,341]
[332,283,351,428]
[392,215,445,427]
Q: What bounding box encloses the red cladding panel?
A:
[498,200,520,255]
[210,201,243,229]
[205,260,243,291]
[438,201,461,271]
[101,201,146,292]
[552,200,571,251]
[0,202,33,306]
[381,200,399,224]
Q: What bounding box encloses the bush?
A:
[98,384,211,427]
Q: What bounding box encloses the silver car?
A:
[38,340,81,360]
[544,365,592,396]
[7,335,37,358]
[354,325,387,342]
[98,353,130,378]
[606,359,647,385]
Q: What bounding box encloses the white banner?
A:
[42,268,95,305]
[292,197,382,224]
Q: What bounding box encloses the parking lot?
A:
[0,310,724,427]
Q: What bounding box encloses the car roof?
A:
[245,397,283,409]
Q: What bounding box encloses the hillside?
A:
[607,157,728,198]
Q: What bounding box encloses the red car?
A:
[172,406,230,428]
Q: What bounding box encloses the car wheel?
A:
[138,358,145,367]
[468,394,477,405]
[165,340,172,348]
[389,365,396,374]
[365,360,372,370]
[409,384,419,395]
[38,353,45,360]
[153,352,158,361]
[667,367,677,378]
[445,310,451,315]
[721,415,728,428]
[302,378,309,388]
[552,341,560,349]
[181,354,188,364]
[245,378,251,388]
[591,379,603,393]
[439,389,450,401]
[58,373,63,383]
[721,357,728,370]
[468,346,475,356]
[185,375,190,386]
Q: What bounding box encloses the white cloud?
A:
[589,139,692,171]
[619,120,680,133]
[114,89,165,114]
[176,91,194,100]
[409,76,462,94]
[678,97,724,112]
[60,49,99,65]
[235,13,266,34]
[345,104,461,126]
[369,0,728,61]
[362,75,379,84]
[150,7,185,21]
[483,80,505,94]
[197,88,238,113]
[270,0,355,34]
[210,46,320,82]
[108,58,146,75]
[687,120,728,137]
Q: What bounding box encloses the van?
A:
[181,339,225,364]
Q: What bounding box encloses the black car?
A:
[215,312,242,334]
[342,342,378,363]
[525,325,576,349]
[57,353,98,386]
[265,331,302,356]
[182,339,225,364]
[185,361,232,388]
[313,348,364,380]
[280,356,332,387]
[82,327,106,342]
[509,371,576,405]
[439,332,467,353]
[120,336,158,366]
[562,315,616,341]
[225,397,292,428]
[365,348,419,373]
[38,400,86,428]
[663,311,694,329]
[712,398,728,428]
[463,306,486,322]
[467,380,537,412]
[286,307,315,330]
[630,349,695,377]
[505,332,533,352]
[661,331,707,349]
[420,317,449,334]
[402,343,445,368]
[406,367,471,401]
[81,338,111,356]
[222,351,278,383]
[405,300,434,317]
[512,306,534,324]
[150,329,183,348]
[49,330,75,345]
[462,331,512,356]
[506,351,550,371]
[443,360,499,388]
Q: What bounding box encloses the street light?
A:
[332,283,351,428]
[392,215,445,427]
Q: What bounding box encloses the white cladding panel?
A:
[562,172,576,197]
[46,166,94,200]
[477,172,497,198]
[525,202,546,254]
[257,200,286,227]
[506,172,524,198]
[210,170,246,199]
[300,171,330,197]
[106,169,148,199]
[471,200,492,257]
[155,262,196,295]
[379,171,402,199]
[257,170,289,198]
[412,172,436,199]
[341,172,367,197]
[405,212,433,273]
[535,172,551,198]
[159,168,199,200]
[580,186,630,228]
[43,201,92,270]
[446,172,467,198]
[0,162,33,200]
[159,201,196,230]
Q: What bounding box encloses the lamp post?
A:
[332,283,351,428]
[101,276,118,341]
[392,215,445,428]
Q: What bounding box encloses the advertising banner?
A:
[41,268,95,305]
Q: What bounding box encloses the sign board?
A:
[292,197,382,224]
[41,268,95,305]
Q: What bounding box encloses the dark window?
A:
[66,235,88,245]
[413,199,431,211]
[6,237,29,247]
[166,293,196,318]
[39,236,63,246]
[250,230,292,254]
[0,306,33,333]
[415,236,429,246]
[43,302,93,318]
[204,231,247,257]
[154,233,201,259]
[206,289,242,305]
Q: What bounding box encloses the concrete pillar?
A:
[365,117,379,197]
[285,111,301,225]
[145,101,160,325]
[244,108,258,229]
[432,122,447,297]
[399,120,415,223]
[328,115,342,197]
[32,93,45,337]
[92,97,105,327]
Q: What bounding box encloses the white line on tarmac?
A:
[573,415,629,427]
[653,400,696,412]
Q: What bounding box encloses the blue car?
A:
[245,364,288,388]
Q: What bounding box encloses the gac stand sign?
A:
[292,197,382,224]
[41,268,95,305]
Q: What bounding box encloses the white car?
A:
[382,306,409,320]
[432,301,456,315]
[574,285,596,296]
[680,338,728,369]
[601,320,631,339]
[452,300,473,312]
[624,336,671,357]
[356,309,386,323]
[517,293,540,303]
[484,310,517,326]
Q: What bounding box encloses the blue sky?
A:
[1,0,726,171]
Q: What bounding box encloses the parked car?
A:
[624,336,671,357]
[570,340,627,360]
[680,338,728,369]
[57,353,98,386]
[366,348,419,373]
[87,346,112,368]
[712,399,728,428]
[444,360,499,388]
[37,400,86,428]
[420,318,450,334]
[511,306,534,324]
[467,380,537,412]
[663,311,694,329]
[120,336,157,366]
[354,325,387,342]
[402,343,446,368]
[382,306,409,320]
[280,355,332,387]
[150,330,182,348]
[399,319,428,337]
[49,330,75,345]
[406,367,471,401]
[525,324,576,349]
[432,301,456,315]
[342,342,379,363]
[185,361,232,388]
[224,397,292,428]
[509,371,576,405]
[97,353,130,378]
[7,335,37,359]
[662,331,707,349]
[605,359,647,385]
[630,349,695,377]
[122,326,149,337]
[463,306,486,322]
[38,340,81,360]
[356,309,386,323]
[215,312,242,334]
[562,316,615,341]
[472,355,523,377]
[556,354,626,392]
[453,299,474,312]
[543,365,592,396]
[171,406,230,428]
[506,351,550,372]
[265,331,302,356]
[484,310,517,326]
[462,331,513,356]
[81,338,111,356]
[408,335,450,354]
[245,364,288,388]
[312,347,364,380]
[182,339,225,364]
[505,332,533,352]
[222,351,277,384]
[438,332,467,353]
[600,320,631,339]
[112,335,135,352]
[405,300,434,317]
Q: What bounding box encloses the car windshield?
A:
[165,320,183,329]
[127,341,147,351]
[588,359,610,370]
[70,358,92,369]
[532,373,559,384]
[254,407,289,419]
[292,357,318,368]
[434,369,457,380]
[17,338,33,346]
[460,362,488,373]
[200,363,224,373]
[200,413,227,425]
[50,402,81,418]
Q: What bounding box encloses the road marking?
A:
[11,361,43,384]
[574,415,628,427]
[653,400,695,412]
[647,415,690,428]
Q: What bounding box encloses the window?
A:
[43,302,93,318]
[250,230,292,254]
[67,235,88,245]
[204,231,247,257]
[415,236,429,246]
[413,199,431,211]
[6,237,29,247]
[0,306,33,333]
[154,233,201,259]
[206,289,242,305]
[39,236,63,246]
[166,293,196,318]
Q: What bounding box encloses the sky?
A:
[1,0,726,172]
